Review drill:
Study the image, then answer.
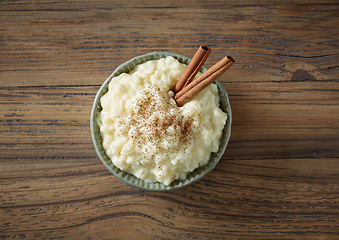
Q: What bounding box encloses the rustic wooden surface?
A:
[1,0,339,239]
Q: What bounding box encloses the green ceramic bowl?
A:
[90,52,232,191]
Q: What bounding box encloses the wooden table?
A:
[1,1,339,239]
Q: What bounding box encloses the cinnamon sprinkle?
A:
[127,85,197,155]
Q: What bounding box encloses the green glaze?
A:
[90,52,232,191]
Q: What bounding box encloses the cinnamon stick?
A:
[175,55,235,107]
[173,45,211,94]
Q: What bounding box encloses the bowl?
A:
[90,52,232,191]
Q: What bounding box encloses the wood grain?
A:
[1,0,339,239]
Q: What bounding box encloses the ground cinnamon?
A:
[175,55,235,107]
[173,45,211,94]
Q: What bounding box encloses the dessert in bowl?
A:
[90,51,232,191]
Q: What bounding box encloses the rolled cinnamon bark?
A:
[173,45,211,94]
[175,55,235,107]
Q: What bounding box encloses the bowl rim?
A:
[90,51,232,191]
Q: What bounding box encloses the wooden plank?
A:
[1,158,339,239]
[1,82,338,160]
[1,1,338,86]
